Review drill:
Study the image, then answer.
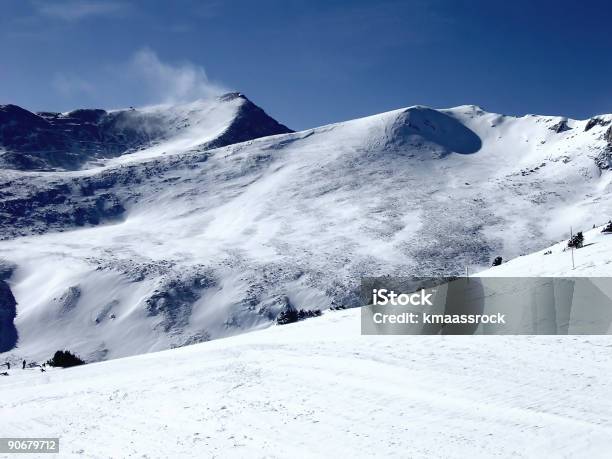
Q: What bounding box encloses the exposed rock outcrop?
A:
[585,117,610,131]
[549,119,570,133]
[0,260,17,352]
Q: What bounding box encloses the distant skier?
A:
[22,360,26,370]
[3,362,9,370]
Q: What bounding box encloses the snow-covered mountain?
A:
[0,92,292,171]
[1,99,612,361]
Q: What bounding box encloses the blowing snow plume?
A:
[129,49,227,104]
[51,49,228,110]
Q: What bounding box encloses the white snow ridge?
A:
[1,96,612,458]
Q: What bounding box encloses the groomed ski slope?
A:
[2,231,612,459]
[1,310,611,458]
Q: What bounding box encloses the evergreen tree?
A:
[276,305,299,325]
[568,231,584,249]
[277,305,322,324]
[47,350,85,368]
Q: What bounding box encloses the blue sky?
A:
[1,0,611,130]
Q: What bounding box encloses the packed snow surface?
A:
[1,309,611,458]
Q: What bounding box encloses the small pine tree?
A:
[568,231,584,249]
[276,305,299,325]
[297,309,322,320]
[277,306,322,325]
[47,350,85,368]
[492,256,502,266]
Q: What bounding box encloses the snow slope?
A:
[1,309,611,458]
[481,225,612,277]
[1,103,612,362]
[2,209,612,458]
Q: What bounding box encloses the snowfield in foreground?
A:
[1,309,612,458]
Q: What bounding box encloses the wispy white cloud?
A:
[50,49,227,108]
[129,48,227,104]
[33,0,127,21]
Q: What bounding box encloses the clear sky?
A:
[1,0,611,130]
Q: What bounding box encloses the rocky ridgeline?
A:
[0,93,292,171]
[593,119,612,170]
[0,104,169,170]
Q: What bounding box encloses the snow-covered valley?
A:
[1,96,612,362]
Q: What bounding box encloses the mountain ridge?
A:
[1,99,612,361]
[0,93,293,171]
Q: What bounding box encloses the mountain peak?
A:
[205,93,293,149]
[0,94,292,171]
[218,91,247,102]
